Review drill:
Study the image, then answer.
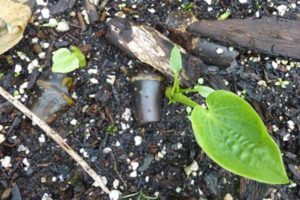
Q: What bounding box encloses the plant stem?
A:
[181,88,199,93]
[166,87,198,108]
[172,92,199,108]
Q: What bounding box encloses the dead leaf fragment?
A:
[0,0,32,54]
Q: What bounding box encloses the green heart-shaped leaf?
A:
[191,90,289,184]
[52,48,79,73]
[193,85,215,98]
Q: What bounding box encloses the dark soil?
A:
[0,0,300,200]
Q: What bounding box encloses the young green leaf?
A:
[191,90,289,184]
[70,46,87,68]
[170,45,182,73]
[193,85,215,98]
[51,48,79,73]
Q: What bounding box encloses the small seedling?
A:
[51,46,87,73]
[181,2,195,11]
[275,78,289,89]
[166,45,289,184]
[218,10,231,20]
[107,124,118,134]
[121,190,158,200]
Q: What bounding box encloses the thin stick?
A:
[77,11,87,31]
[0,86,110,194]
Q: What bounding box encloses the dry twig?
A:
[0,86,110,194]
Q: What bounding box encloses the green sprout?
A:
[121,190,158,200]
[275,78,289,89]
[181,2,195,11]
[51,46,87,73]
[218,10,231,20]
[107,124,118,134]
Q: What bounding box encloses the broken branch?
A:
[105,17,206,87]
[187,17,300,59]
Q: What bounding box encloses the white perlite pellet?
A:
[148,8,155,13]
[80,148,89,158]
[0,134,5,144]
[129,171,137,177]
[106,75,116,85]
[41,8,50,19]
[287,120,295,130]
[14,64,22,73]
[39,134,46,143]
[121,108,131,121]
[204,0,213,5]
[131,161,139,171]
[1,156,12,168]
[216,48,224,54]
[41,193,53,200]
[89,78,99,84]
[283,133,291,141]
[134,136,142,146]
[17,144,30,154]
[70,119,77,126]
[109,190,121,200]
[113,179,120,189]
[56,20,70,32]
[184,160,199,176]
[277,5,288,16]
[36,0,47,6]
[239,0,248,4]
[22,158,30,171]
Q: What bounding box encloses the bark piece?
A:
[84,0,99,24]
[239,178,269,200]
[165,11,238,66]
[50,0,76,15]
[164,10,196,49]
[191,39,238,66]
[187,17,300,59]
[105,17,206,87]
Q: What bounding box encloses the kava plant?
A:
[166,46,289,184]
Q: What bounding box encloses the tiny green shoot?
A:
[107,124,118,134]
[166,45,289,184]
[121,190,158,200]
[218,10,231,20]
[0,72,4,79]
[51,46,87,73]
[275,78,289,89]
[181,2,195,11]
